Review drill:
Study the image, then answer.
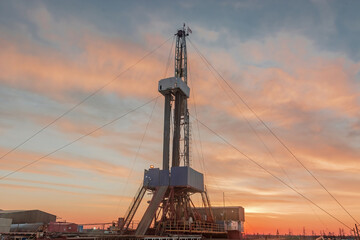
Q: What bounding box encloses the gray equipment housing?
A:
[143,166,204,192]
[158,77,190,98]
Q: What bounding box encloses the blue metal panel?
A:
[145,167,203,191]
[144,168,160,188]
[144,168,170,188]
[159,169,170,186]
[188,167,204,192]
[77,225,83,232]
[170,166,204,192]
[170,166,187,187]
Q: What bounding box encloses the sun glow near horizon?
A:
[0,0,360,235]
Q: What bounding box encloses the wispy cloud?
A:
[1,0,360,234]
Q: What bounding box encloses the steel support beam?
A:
[172,91,182,167]
[162,93,171,170]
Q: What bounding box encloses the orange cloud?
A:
[1,4,360,233]
[0,30,171,102]
[0,147,132,179]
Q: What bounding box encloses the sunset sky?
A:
[1,0,360,235]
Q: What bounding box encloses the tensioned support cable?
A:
[188,37,359,226]
[191,114,352,230]
[115,40,174,216]
[0,96,160,181]
[0,36,173,162]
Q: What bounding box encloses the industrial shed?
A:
[0,210,56,224]
[0,218,12,233]
[194,206,245,222]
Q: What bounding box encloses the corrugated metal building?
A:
[0,218,12,233]
[0,210,56,224]
[194,206,245,222]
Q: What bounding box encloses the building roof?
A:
[0,210,56,224]
[0,210,28,213]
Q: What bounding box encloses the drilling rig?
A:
[119,25,224,237]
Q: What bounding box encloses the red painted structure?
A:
[227,230,243,239]
[48,222,78,233]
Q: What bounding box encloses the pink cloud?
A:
[0,147,131,179]
[1,4,360,232]
[0,28,171,102]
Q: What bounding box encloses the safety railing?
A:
[127,220,140,230]
[163,220,225,234]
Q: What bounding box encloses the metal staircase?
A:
[201,186,214,222]
[120,182,146,233]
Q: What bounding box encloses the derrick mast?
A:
[120,25,221,237]
[173,24,190,167]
